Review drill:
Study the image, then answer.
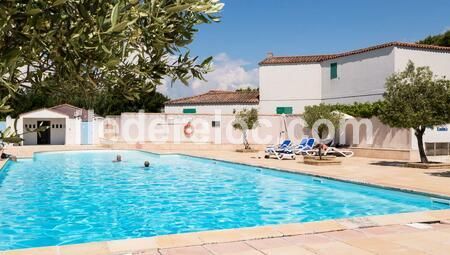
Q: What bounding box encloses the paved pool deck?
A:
[1,144,450,255]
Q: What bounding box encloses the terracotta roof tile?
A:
[165,90,259,106]
[259,54,336,65]
[50,104,90,121]
[259,42,450,65]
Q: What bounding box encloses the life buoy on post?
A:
[184,122,194,138]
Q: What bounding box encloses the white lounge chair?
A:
[266,146,296,160]
[306,146,354,158]
[327,147,354,157]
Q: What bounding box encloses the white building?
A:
[259,42,450,114]
[7,104,103,146]
[164,90,259,115]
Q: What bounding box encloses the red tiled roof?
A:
[259,54,336,65]
[259,42,450,65]
[165,90,259,106]
[50,104,90,121]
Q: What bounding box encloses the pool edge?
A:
[2,209,450,254]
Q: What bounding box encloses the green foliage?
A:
[232,108,259,131]
[379,61,450,163]
[232,108,258,149]
[94,89,169,116]
[417,30,450,47]
[330,101,384,118]
[0,0,222,144]
[302,102,383,119]
[0,0,223,110]
[303,104,343,140]
[379,61,450,129]
[2,86,169,118]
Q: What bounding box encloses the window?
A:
[276,107,293,114]
[52,124,55,128]
[212,121,220,127]
[60,124,63,128]
[183,108,197,114]
[330,63,338,79]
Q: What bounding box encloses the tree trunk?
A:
[243,130,251,150]
[415,127,429,163]
[318,146,322,160]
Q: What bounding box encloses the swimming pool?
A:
[0,150,448,250]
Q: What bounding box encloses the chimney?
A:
[266,52,274,58]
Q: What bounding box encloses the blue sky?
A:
[159,0,450,99]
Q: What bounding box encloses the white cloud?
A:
[157,53,259,99]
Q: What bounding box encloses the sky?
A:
[158,0,450,99]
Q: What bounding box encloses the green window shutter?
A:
[183,108,196,114]
[276,107,293,114]
[330,63,338,79]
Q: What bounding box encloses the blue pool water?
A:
[0,150,448,250]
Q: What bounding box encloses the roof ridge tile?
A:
[259,41,450,65]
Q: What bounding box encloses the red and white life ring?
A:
[184,122,194,138]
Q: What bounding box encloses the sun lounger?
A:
[265,140,296,160]
[296,137,308,149]
[265,139,292,153]
[306,146,354,158]
[326,147,354,157]
[293,138,316,155]
[266,147,296,160]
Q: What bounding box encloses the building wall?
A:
[321,47,395,105]
[394,47,450,77]
[22,118,66,145]
[259,46,450,113]
[164,104,258,115]
[259,63,322,114]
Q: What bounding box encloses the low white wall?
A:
[103,113,307,146]
[340,117,413,150]
[92,118,105,145]
[66,118,82,145]
[100,113,423,150]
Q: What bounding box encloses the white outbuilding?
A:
[7,104,102,145]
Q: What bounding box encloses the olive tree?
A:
[232,108,258,150]
[379,61,450,163]
[0,0,223,143]
[303,104,343,140]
